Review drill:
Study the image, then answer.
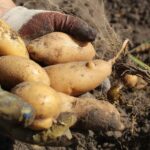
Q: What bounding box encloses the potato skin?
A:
[27,32,96,65]
[0,19,29,58]
[45,59,112,96]
[11,82,61,130]
[0,56,50,89]
[57,93,124,131]
[73,98,124,131]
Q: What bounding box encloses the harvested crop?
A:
[0,19,29,58]
[27,32,96,65]
[123,74,138,88]
[11,82,61,130]
[59,92,124,131]
[12,81,124,131]
[123,74,148,89]
[0,56,50,89]
[45,40,129,96]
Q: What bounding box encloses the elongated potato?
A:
[45,59,112,96]
[44,40,129,96]
[0,19,29,58]
[11,82,61,130]
[0,56,50,89]
[12,81,124,131]
[27,32,96,65]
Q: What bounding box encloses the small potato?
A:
[27,32,96,65]
[123,74,147,89]
[123,74,138,88]
[0,56,50,89]
[0,19,29,58]
[11,81,124,131]
[45,59,112,96]
[11,82,61,130]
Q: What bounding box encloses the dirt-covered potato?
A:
[58,92,124,131]
[45,59,112,96]
[11,81,124,131]
[0,19,29,58]
[27,32,96,65]
[72,98,124,131]
[11,82,61,130]
[0,56,50,89]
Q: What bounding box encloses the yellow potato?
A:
[0,56,50,89]
[11,82,61,130]
[27,32,96,65]
[45,59,112,96]
[11,82,124,131]
[44,40,129,96]
[123,74,138,88]
[0,19,29,58]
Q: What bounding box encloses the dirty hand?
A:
[0,86,76,146]
[1,5,97,41]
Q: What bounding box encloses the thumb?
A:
[0,88,35,127]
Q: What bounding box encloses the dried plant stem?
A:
[111,39,129,64]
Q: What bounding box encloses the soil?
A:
[0,0,150,149]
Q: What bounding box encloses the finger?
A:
[0,87,35,127]
[0,113,77,146]
[19,12,97,41]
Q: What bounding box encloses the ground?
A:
[0,0,150,149]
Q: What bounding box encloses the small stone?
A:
[114,131,122,138]
[79,92,95,99]
[88,130,95,137]
[106,131,113,137]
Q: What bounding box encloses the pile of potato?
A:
[0,19,124,141]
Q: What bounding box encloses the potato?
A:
[11,82,61,130]
[0,56,50,89]
[44,39,129,96]
[58,92,124,131]
[123,74,147,89]
[123,74,138,88]
[73,98,124,131]
[12,81,124,131]
[45,59,112,96]
[27,32,96,65]
[0,19,29,58]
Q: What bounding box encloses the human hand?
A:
[0,86,77,146]
[0,1,96,145]
[1,5,97,42]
